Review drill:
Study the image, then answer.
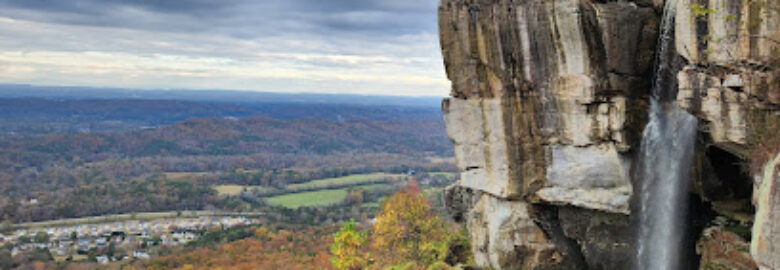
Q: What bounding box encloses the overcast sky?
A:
[0,0,448,96]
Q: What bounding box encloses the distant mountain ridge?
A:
[0,84,443,107]
[0,97,444,133]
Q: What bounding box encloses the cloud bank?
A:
[0,0,448,96]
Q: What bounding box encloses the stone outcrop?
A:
[557,206,633,269]
[752,153,780,270]
[539,144,631,213]
[676,63,779,156]
[466,193,562,269]
[675,0,780,154]
[675,0,778,67]
[440,0,657,214]
[673,0,779,267]
[439,0,657,268]
[439,0,779,269]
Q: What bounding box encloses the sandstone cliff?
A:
[674,0,779,269]
[439,0,779,269]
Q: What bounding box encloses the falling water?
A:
[635,0,699,269]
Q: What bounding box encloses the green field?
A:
[286,173,404,191]
[214,173,403,196]
[266,184,388,209]
[427,172,456,179]
[361,202,381,208]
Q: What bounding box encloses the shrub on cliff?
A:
[330,181,472,269]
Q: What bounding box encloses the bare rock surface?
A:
[675,0,780,154]
[439,0,779,269]
[439,0,656,267]
[538,144,632,213]
[439,0,655,202]
[465,193,562,269]
[752,153,780,270]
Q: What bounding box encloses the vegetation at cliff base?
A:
[131,186,472,270]
[330,182,472,269]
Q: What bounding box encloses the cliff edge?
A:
[439,0,779,269]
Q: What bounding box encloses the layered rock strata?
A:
[440,0,779,269]
[751,153,780,270]
[440,0,658,214]
[440,0,658,268]
[675,0,779,154]
[674,0,779,268]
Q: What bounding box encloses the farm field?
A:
[214,185,245,195]
[214,173,405,196]
[285,173,405,190]
[214,185,274,196]
[427,172,456,179]
[266,184,389,209]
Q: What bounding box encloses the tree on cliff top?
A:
[331,181,472,269]
[372,180,451,267]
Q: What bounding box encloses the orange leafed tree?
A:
[372,180,450,266]
[147,226,335,270]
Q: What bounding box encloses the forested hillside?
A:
[0,100,453,223]
[3,116,450,163]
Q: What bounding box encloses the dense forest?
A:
[0,98,454,223]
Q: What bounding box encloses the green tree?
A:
[330,219,368,270]
[29,248,53,262]
[34,231,50,243]
[0,249,12,270]
[0,221,12,234]
[151,236,162,246]
[17,235,30,244]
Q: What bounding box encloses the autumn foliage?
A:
[147,226,335,270]
[331,181,471,269]
[144,183,470,270]
[372,182,450,266]
[330,219,369,270]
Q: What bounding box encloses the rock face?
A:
[675,0,779,67]
[540,144,631,213]
[675,0,780,154]
[439,0,658,268]
[557,206,634,269]
[673,0,779,267]
[466,193,561,269]
[752,153,780,270]
[440,0,657,213]
[440,0,779,269]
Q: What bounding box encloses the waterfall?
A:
[635,0,699,269]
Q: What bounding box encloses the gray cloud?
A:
[0,0,447,96]
[0,0,438,37]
